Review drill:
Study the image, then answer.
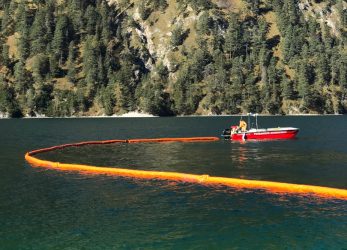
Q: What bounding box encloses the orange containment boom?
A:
[24,137,347,200]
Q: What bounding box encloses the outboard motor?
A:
[221,128,231,139]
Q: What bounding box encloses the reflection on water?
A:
[230,144,256,167]
[40,137,347,189]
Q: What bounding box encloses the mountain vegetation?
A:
[0,0,346,117]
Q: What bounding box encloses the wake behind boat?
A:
[222,114,299,141]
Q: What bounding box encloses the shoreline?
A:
[0,113,344,119]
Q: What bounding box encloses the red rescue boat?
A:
[222,114,299,141]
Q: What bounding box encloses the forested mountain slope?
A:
[0,0,346,117]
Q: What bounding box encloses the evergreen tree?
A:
[137,75,172,116]
[17,21,30,60]
[31,9,47,56]
[97,55,107,85]
[98,84,115,115]
[2,44,10,67]
[16,3,30,60]
[172,66,189,114]
[52,15,70,65]
[0,39,3,64]
[84,5,98,35]
[315,52,331,87]
[68,0,84,35]
[229,57,244,101]
[297,63,311,108]
[0,77,9,113]
[224,13,241,59]
[281,76,294,100]
[1,5,11,35]
[45,1,55,43]
[99,1,111,44]
[0,77,23,117]
[284,0,300,25]
[244,0,260,14]
[34,83,53,114]
[330,48,340,85]
[32,54,50,82]
[171,25,185,47]
[188,0,211,12]
[67,41,77,83]
[49,53,60,78]
[15,3,28,30]
[196,11,212,35]
[83,36,99,97]
[14,60,30,94]
[339,54,347,99]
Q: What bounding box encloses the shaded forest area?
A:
[0,0,346,117]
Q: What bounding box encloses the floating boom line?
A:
[25,137,347,200]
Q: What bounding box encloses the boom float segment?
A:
[24,137,347,200]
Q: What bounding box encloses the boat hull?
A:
[231,128,299,141]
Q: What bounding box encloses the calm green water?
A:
[0,116,346,249]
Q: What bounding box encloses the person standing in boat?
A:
[239,120,247,132]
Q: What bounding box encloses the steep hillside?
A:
[0,0,346,117]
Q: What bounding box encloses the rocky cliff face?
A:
[299,0,346,36]
[108,0,201,72]
[107,0,345,73]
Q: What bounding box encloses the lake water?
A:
[0,116,346,249]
